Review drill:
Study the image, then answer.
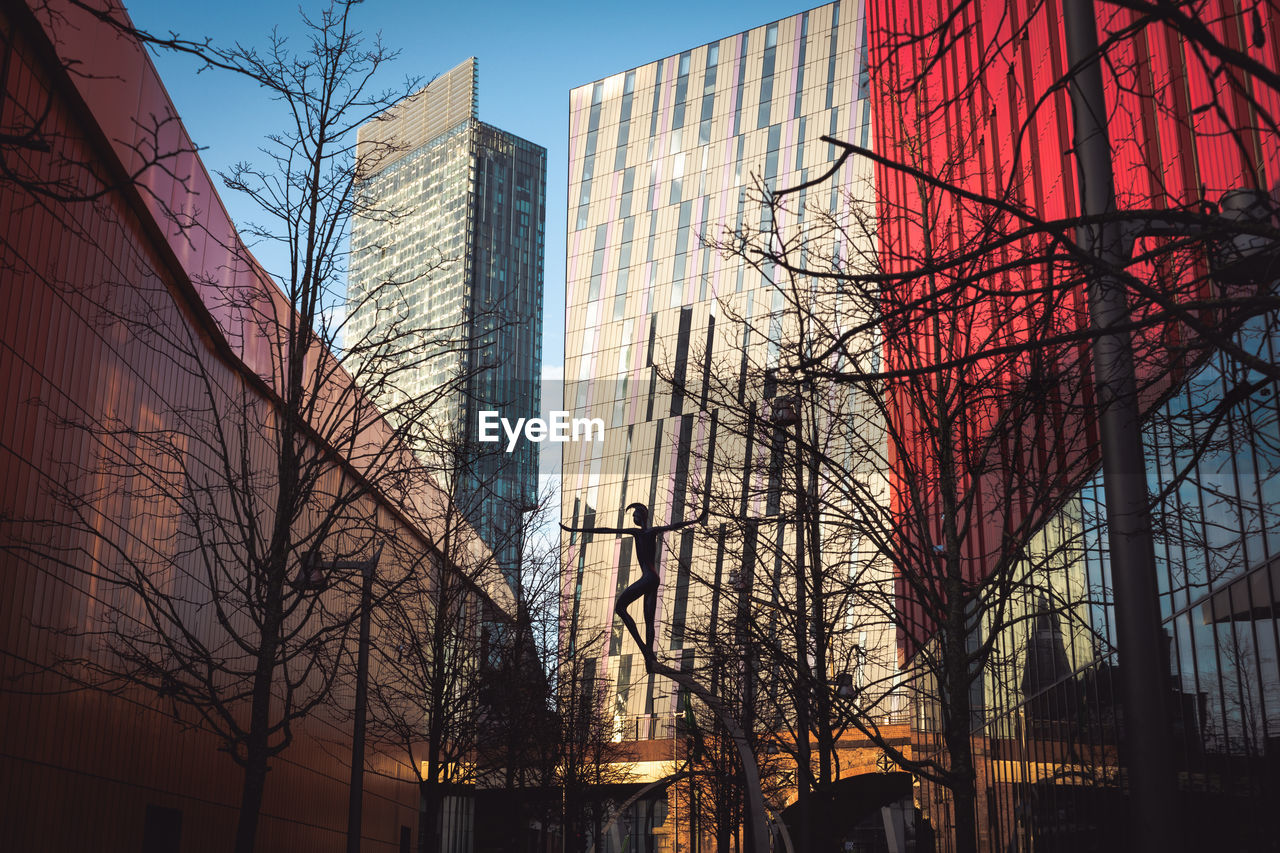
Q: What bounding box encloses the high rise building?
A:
[864,0,1280,849]
[563,1,900,783]
[351,58,546,582]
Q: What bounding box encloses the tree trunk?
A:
[234,746,271,853]
[234,673,275,853]
[234,595,281,853]
[950,773,979,853]
[944,619,979,853]
[936,695,983,853]
[650,661,768,853]
[716,790,732,853]
[418,779,438,853]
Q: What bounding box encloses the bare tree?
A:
[860,0,1280,415]
[671,665,793,853]
[0,4,515,853]
[472,494,565,853]
[684,135,1127,851]
[363,506,488,853]
[558,525,639,853]
[366,428,548,853]
[556,643,635,853]
[763,5,1280,850]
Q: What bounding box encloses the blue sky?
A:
[123,0,818,372]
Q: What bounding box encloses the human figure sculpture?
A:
[561,500,707,671]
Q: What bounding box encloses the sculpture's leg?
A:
[614,576,652,661]
[642,586,658,661]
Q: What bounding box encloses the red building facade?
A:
[867,0,1280,850]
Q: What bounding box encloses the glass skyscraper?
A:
[562,1,893,751]
[351,58,545,583]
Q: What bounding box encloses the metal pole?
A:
[1061,3,1179,850]
[791,429,811,853]
[673,712,679,853]
[347,554,377,853]
[736,555,757,853]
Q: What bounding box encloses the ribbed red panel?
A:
[867,0,1279,653]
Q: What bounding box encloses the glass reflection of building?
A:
[562,0,892,764]
[349,58,545,584]
[912,311,1280,851]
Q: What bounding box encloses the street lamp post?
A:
[299,544,383,853]
[1061,5,1179,844]
[772,384,836,851]
[633,408,769,853]
[729,564,755,852]
[770,392,814,853]
[1055,3,1280,850]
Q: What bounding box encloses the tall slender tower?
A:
[351,58,546,583]
[563,2,891,750]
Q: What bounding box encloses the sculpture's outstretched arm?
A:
[560,522,630,535]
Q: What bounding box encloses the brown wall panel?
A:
[0,2,481,850]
